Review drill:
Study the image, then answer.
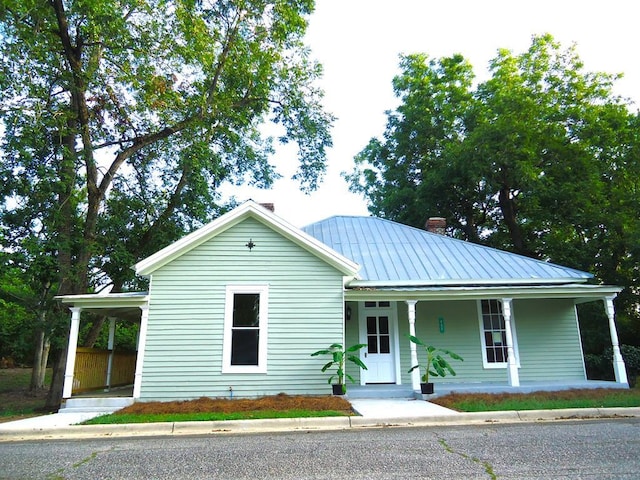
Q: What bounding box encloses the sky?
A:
[222,0,640,227]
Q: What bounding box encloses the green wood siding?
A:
[515,299,586,381]
[373,298,586,386]
[140,217,346,400]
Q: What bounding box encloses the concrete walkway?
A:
[350,398,458,417]
[1,399,639,443]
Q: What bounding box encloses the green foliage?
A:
[78,319,139,352]
[407,335,464,384]
[1,0,332,408]
[585,345,640,387]
[347,34,640,337]
[0,0,332,295]
[310,343,368,387]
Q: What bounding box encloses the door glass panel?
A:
[366,316,377,334]
[378,301,390,307]
[379,335,390,354]
[379,316,389,334]
[364,301,376,308]
[368,336,378,353]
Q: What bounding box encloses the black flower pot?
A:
[420,382,434,395]
[332,384,346,395]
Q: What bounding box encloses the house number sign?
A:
[438,316,445,333]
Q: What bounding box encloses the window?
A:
[364,301,391,308]
[367,315,391,354]
[478,299,518,368]
[222,285,268,373]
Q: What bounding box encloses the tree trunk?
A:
[30,325,45,392]
[498,186,533,257]
[45,347,66,412]
[82,315,106,348]
[40,337,50,387]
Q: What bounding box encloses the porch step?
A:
[346,385,414,399]
[60,397,134,414]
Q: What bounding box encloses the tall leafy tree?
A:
[0,0,333,409]
[347,34,639,351]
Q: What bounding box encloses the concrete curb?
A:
[1,407,639,442]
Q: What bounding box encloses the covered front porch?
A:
[56,292,149,409]
[344,284,629,393]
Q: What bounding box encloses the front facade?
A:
[58,201,628,402]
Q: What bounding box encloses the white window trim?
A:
[477,299,520,369]
[222,284,269,374]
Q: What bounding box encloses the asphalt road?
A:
[1,418,639,479]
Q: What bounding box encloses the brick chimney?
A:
[425,217,446,235]
[259,203,275,213]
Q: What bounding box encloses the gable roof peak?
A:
[135,200,359,277]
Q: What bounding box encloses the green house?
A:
[57,200,628,403]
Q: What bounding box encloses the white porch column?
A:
[406,300,420,391]
[501,298,520,387]
[62,307,82,399]
[604,296,628,385]
[133,305,149,399]
[105,317,116,390]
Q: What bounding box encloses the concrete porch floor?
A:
[72,385,134,398]
[347,379,627,399]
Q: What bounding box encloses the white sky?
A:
[222,0,640,227]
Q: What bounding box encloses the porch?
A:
[346,379,628,399]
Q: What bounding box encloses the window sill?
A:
[222,365,267,374]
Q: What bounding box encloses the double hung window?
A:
[222,285,268,373]
[478,299,518,368]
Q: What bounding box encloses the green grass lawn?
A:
[83,409,349,425]
[0,368,52,421]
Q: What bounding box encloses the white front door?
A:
[359,301,397,384]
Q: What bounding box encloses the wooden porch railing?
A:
[72,347,137,394]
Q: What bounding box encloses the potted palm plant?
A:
[407,335,463,394]
[311,343,368,395]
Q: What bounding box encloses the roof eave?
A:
[55,292,150,309]
[345,284,622,302]
[347,277,592,289]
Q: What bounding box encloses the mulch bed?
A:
[115,393,354,415]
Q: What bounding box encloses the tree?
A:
[0,244,64,391]
[347,34,640,348]
[1,0,333,410]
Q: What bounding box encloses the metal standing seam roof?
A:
[301,216,593,286]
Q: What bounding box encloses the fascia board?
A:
[135,200,360,277]
[347,277,591,288]
[344,284,622,302]
[55,292,150,309]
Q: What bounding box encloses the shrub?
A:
[585,345,640,387]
